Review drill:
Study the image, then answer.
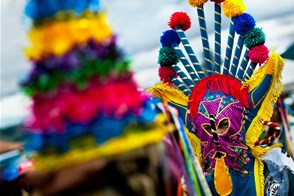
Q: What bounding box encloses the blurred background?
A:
[1,0,294,136]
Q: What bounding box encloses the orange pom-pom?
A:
[222,0,246,18]
[188,0,208,7]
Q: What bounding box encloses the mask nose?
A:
[209,115,220,147]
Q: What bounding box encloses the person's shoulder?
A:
[261,147,294,172]
[261,148,294,196]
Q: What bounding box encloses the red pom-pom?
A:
[158,66,177,85]
[210,0,225,4]
[168,12,191,31]
[247,45,269,65]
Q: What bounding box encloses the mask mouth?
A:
[213,151,226,159]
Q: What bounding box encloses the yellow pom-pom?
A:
[188,0,208,7]
[222,0,246,18]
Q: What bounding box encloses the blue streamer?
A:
[236,50,249,81]
[214,4,222,74]
[174,27,206,80]
[197,7,213,75]
[171,76,191,97]
[172,43,200,83]
[171,64,195,89]
[223,21,235,75]
[244,62,257,81]
[230,37,244,77]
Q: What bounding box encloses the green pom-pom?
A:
[158,47,179,66]
[242,27,265,49]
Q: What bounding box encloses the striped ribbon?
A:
[172,42,200,83]
[223,21,235,75]
[197,7,213,75]
[214,3,222,74]
[171,64,195,89]
[229,37,244,77]
[243,62,257,81]
[174,27,206,80]
[171,76,191,97]
[236,49,249,81]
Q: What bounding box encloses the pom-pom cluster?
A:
[220,0,269,64]
[186,0,270,64]
[156,29,181,85]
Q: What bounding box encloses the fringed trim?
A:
[244,52,284,157]
[147,83,189,106]
[254,157,265,196]
[189,74,249,121]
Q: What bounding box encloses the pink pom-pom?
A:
[168,12,191,31]
[158,66,177,85]
[247,45,269,65]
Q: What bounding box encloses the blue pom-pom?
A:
[234,13,256,36]
[160,30,181,47]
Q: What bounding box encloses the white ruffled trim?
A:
[261,147,294,173]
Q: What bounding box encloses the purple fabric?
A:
[193,94,250,173]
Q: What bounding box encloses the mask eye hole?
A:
[217,118,229,134]
[202,124,212,134]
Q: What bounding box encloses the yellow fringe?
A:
[242,52,284,195]
[147,83,189,106]
[244,52,284,157]
[254,157,265,196]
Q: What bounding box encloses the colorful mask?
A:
[194,92,251,174]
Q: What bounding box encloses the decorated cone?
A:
[19,0,191,195]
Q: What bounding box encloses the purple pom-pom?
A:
[234,13,256,36]
[160,30,181,47]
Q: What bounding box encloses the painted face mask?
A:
[193,92,253,175]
